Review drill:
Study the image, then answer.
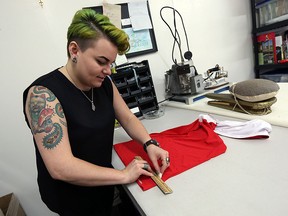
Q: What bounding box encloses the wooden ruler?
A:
[135,156,173,195]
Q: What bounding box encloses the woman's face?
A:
[75,37,118,89]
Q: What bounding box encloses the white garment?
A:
[198,114,272,139]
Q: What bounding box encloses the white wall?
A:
[0,0,253,215]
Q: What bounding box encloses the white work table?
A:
[112,106,288,216]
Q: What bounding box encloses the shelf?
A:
[111,60,159,117]
[254,19,288,34]
[256,62,288,69]
[255,63,288,78]
[251,0,288,80]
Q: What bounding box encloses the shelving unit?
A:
[251,0,288,81]
[110,60,159,117]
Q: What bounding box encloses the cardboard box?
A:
[0,193,26,216]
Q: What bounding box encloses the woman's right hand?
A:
[122,158,154,183]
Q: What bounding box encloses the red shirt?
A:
[114,118,227,191]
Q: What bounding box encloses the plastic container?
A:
[143,106,165,119]
[256,0,288,27]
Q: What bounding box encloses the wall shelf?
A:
[250,0,288,81]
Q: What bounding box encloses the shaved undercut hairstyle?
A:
[66,8,130,57]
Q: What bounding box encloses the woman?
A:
[23,9,169,216]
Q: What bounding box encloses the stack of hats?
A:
[205,79,280,115]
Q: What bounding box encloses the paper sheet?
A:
[128,1,152,31]
[103,3,122,29]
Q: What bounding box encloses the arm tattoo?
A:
[28,86,66,149]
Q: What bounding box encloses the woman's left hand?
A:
[146,145,170,177]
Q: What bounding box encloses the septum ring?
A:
[143,163,149,170]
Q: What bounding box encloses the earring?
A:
[72,57,77,63]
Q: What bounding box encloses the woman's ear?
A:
[68,41,79,57]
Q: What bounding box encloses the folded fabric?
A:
[114,118,227,191]
[199,114,272,139]
[214,119,272,139]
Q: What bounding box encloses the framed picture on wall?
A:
[84,1,158,58]
[123,27,153,56]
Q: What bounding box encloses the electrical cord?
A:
[173,8,183,63]
[160,6,192,65]
[157,95,176,104]
[160,6,182,64]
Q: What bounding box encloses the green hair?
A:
[67,9,130,57]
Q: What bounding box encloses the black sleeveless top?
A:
[23,69,116,215]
